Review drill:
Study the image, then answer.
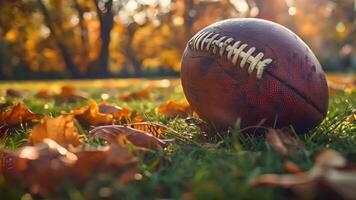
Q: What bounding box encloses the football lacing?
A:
[189,31,273,79]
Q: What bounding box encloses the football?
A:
[181,18,329,133]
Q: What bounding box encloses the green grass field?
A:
[0,78,355,200]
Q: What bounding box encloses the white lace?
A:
[189,31,273,79]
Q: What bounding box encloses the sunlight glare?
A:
[126,0,138,12]
[230,0,249,13]
[336,22,346,33]
[19,147,39,160]
[288,7,297,16]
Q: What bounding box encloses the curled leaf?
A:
[72,100,113,126]
[28,115,81,147]
[252,150,356,200]
[0,103,40,126]
[89,125,167,150]
[98,102,132,122]
[265,128,303,156]
[157,100,191,118]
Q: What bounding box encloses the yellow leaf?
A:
[72,100,113,126]
[157,100,191,118]
[28,115,81,147]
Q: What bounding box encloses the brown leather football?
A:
[181,18,329,133]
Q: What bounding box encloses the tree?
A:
[93,0,114,77]
[37,0,80,78]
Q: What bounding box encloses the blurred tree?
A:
[0,0,355,79]
[37,0,80,78]
[93,0,114,77]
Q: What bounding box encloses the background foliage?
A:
[0,0,355,79]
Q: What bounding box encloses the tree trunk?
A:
[125,24,142,75]
[73,0,89,72]
[37,0,80,78]
[94,0,114,77]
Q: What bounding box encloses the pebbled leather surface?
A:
[181,18,329,133]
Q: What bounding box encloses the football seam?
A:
[186,54,325,117]
[264,70,325,117]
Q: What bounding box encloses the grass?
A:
[0,78,355,200]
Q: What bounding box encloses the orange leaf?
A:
[157,100,191,118]
[126,122,169,137]
[72,100,113,126]
[327,75,355,94]
[28,115,81,147]
[284,160,303,174]
[119,89,150,101]
[89,125,168,150]
[98,102,132,121]
[0,103,40,126]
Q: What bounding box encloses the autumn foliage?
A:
[0,0,354,79]
[0,76,355,198]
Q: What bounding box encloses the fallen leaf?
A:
[89,125,168,150]
[252,150,356,200]
[265,128,303,156]
[1,139,138,196]
[126,122,169,137]
[28,115,81,147]
[56,85,87,102]
[98,102,132,122]
[6,89,23,98]
[327,75,355,94]
[0,103,40,126]
[36,89,52,99]
[284,160,303,174]
[119,89,150,101]
[72,100,113,126]
[157,100,191,118]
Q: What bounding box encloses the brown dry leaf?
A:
[28,115,81,147]
[98,102,132,122]
[89,125,168,150]
[251,150,356,200]
[72,100,113,126]
[126,122,169,137]
[57,85,87,102]
[0,103,40,126]
[36,89,52,99]
[6,89,23,98]
[1,139,138,196]
[119,89,150,101]
[265,128,304,156]
[157,100,192,118]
